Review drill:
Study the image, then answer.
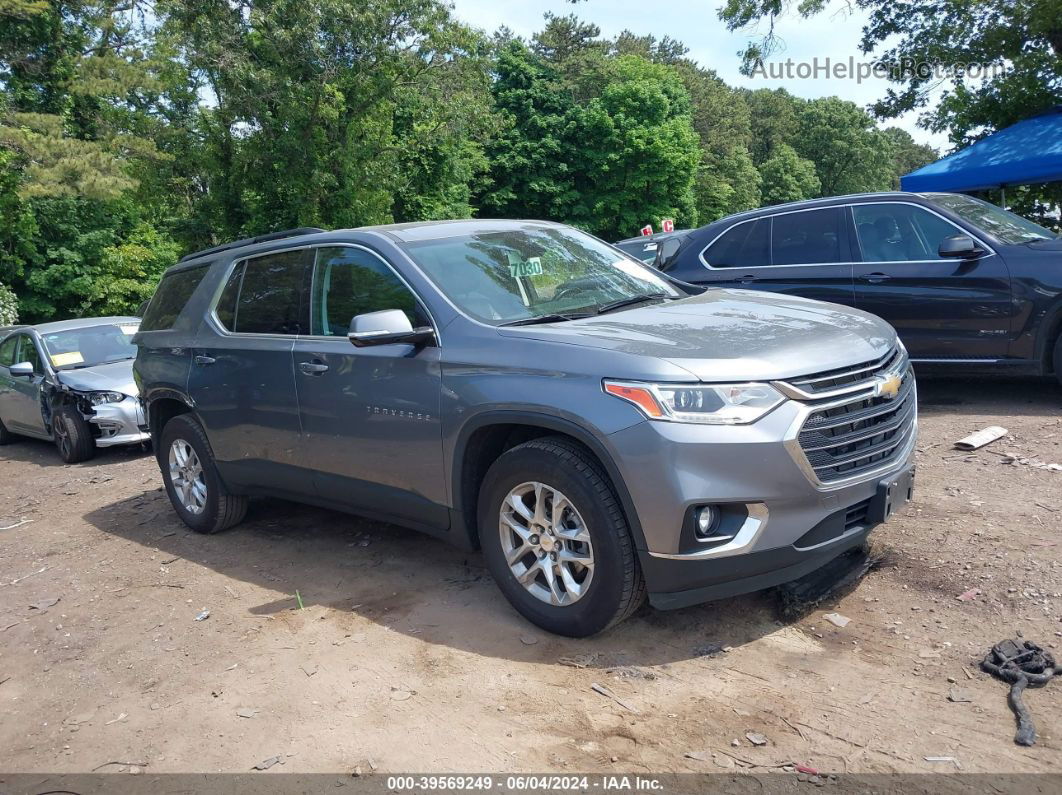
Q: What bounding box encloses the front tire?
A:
[53,407,96,463]
[0,417,13,445]
[478,436,645,637]
[159,414,247,534]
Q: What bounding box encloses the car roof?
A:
[174,219,571,269]
[356,218,567,243]
[28,316,141,334]
[685,191,958,244]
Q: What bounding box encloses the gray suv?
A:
[134,221,916,637]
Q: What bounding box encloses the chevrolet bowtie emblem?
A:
[875,373,902,400]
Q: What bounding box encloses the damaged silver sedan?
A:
[0,317,149,463]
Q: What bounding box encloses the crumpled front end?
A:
[85,394,149,447]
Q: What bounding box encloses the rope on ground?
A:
[981,638,1057,746]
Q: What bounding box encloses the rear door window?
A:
[703,218,770,268]
[230,249,312,335]
[771,208,842,266]
[141,265,209,331]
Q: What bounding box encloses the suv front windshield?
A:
[40,322,139,370]
[925,193,1056,245]
[403,225,682,325]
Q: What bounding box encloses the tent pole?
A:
[1000,186,1006,208]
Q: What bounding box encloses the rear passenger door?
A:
[291,245,447,528]
[189,248,314,495]
[696,208,856,306]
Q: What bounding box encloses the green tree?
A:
[719,0,1062,217]
[882,127,937,189]
[791,97,894,196]
[479,40,579,221]
[565,56,701,238]
[744,88,798,165]
[759,143,820,205]
[163,0,494,239]
[0,281,17,325]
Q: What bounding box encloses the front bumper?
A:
[89,397,150,447]
[605,396,916,609]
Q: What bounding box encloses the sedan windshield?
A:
[40,322,139,370]
[925,193,1056,245]
[403,225,682,324]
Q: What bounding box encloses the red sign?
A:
[639,224,653,236]
[661,218,675,233]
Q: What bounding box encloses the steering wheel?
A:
[552,282,594,304]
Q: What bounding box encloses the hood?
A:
[55,359,138,396]
[1025,237,1062,252]
[498,290,897,382]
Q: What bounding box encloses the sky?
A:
[449,0,950,151]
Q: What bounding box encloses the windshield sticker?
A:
[119,324,140,335]
[508,257,544,278]
[50,351,84,367]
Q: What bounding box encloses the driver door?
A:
[292,245,448,529]
[849,202,1013,358]
[0,334,48,435]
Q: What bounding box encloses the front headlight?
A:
[604,380,784,425]
[88,391,126,405]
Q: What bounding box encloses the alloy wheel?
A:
[168,439,207,515]
[53,415,71,459]
[499,481,595,606]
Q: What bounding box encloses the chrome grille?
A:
[783,346,904,397]
[782,346,916,485]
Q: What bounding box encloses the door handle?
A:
[194,355,216,366]
[736,274,756,284]
[298,361,329,375]
[860,272,891,283]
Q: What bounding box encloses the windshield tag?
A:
[51,351,84,367]
[509,258,544,278]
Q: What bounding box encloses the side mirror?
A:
[938,234,983,259]
[9,361,34,377]
[654,237,683,270]
[348,309,435,348]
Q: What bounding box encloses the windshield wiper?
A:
[594,292,673,315]
[500,313,592,327]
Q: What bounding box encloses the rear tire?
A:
[159,414,247,534]
[478,436,645,637]
[53,407,96,463]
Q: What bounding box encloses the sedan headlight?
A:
[604,380,784,425]
[88,391,126,405]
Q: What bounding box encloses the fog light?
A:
[694,505,718,540]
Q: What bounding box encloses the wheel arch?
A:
[144,390,194,449]
[451,411,646,552]
[1038,300,1062,375]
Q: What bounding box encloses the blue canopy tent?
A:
[901,107,1062,201]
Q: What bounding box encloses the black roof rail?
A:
[178,227,326,263]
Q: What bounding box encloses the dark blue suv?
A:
[658,192,1062,382]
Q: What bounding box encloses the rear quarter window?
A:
[140,265,210,331]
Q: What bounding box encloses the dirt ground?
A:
[1,375,1060,776]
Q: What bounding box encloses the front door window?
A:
[853,204,962,262]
